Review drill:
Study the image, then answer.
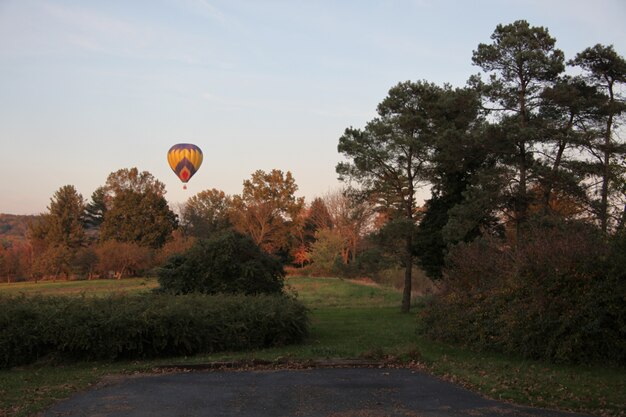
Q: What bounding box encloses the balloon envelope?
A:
[167,143,203,185]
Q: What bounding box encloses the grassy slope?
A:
[0,277,624,417]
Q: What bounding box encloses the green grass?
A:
[0,278,159,297]
[286,276,402,308]
[0,276,624,417]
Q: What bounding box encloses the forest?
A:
[1,20,625,366]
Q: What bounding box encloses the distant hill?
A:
[0,214,39,244]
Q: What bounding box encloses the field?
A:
[0,278,159,297]
[0,277,624,417]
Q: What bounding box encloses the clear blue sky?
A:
[1,0,625,215]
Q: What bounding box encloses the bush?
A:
[157,230,285,295]
[0,293,309,369]
[418,222,626,365]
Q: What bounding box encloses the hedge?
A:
[0,293,309,369]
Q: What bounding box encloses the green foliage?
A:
[157,230,285,295]
[0,293,308,368]
[2,277,624,417]
[27,186,87,279]
[100,189,177,248]
[180,188,233,238]
[99,168,177,249]
[84,186,107,229]
[569,44,626,232]
[307,229,344,275]
[418,223,626,365]
[337,81,465,311]
[43,185,87,249]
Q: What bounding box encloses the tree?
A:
[100,189,177,248]
[307,229,345,275]
[301,197,334,247]
[231,169,305,257]
[99,168,177,248]
[412,85,492,279]
[95,240,152,279]
[28,185,86,279]
[72,247,98,280]
[337,81,442,312]
[0,242,30,283]
[570,44,626,232]
[154,229,195,266]
[323,189,376,264]
[471,20,565,237]
[180,188,232,238]
[30,185,86,249]
[84,186,107,230]
[535,76,603,216]
[104,167,166,196]
[32,244,73,281]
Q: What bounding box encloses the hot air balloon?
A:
[167,143,203,189]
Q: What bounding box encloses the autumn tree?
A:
[323,189,376,265]
[153,229,195,267]
[291,197,334,268]
[0,241,31,283]
[104,167,166,196]
[95,240,152,279]
[180,188,232,238]
[99,168,177,248]
[302,197,334,246]
[231,169,304,257]
[337,81,442,312]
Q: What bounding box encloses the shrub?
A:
[418,222,626,365]
[0,293,309,369]
[157,230,285,295]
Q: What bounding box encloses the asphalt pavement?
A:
[43,367,593,417]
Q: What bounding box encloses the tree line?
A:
[0,166,378,283]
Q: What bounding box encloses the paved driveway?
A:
[43,367,591,417]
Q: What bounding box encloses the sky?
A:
[1,0,625,215]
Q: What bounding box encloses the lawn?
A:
[0,277,624,417]
[0,278,159,297]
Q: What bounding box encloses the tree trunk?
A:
[600,83,615,233]
[516,141,528,242]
